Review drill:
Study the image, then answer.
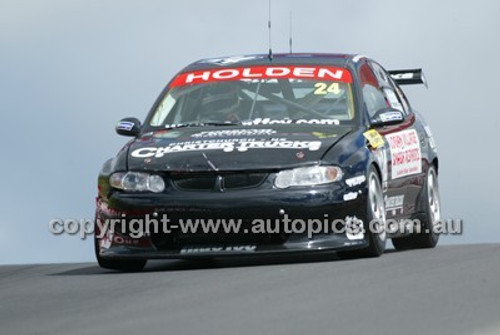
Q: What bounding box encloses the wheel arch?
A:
[370,161,383,182]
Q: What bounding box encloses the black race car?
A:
[95,53,440,271]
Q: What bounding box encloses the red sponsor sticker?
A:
[385,129,422,179]
[170,66,353,87]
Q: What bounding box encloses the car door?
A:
[367,61,425,220]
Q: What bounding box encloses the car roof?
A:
[182,53,367,72]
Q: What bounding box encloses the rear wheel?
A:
[338,166,387,259]
[392,165,440,250]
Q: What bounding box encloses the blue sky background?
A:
[1,0,499,264]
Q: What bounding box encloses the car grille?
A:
[150,217,289,251]
[170,172,268,191]
[171,174,217,191]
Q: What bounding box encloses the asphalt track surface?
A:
[1,244,500,335]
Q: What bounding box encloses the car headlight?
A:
[274,166,343,189]
[109,172,165,193]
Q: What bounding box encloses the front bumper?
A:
[96,183,369,259]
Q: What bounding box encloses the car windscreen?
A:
[147,65,355,129]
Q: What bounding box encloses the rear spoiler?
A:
[388,69,428,88]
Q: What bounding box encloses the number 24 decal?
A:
[313,82,341,95]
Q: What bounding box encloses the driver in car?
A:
[198,83,243,123]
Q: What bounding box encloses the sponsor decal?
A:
[180,245,257,254]
[131,139,322,158]
[100,228,113,250]
[345,216,364,240]
[161,119,340,128]
[391,72,414,80]
[380,111,403,123]
[191,128,276,138]
[116,121,135,131]
[343,192,358,201]
[345,175,366,187]
[352,54,368,63]
[385,195,405,215]
[312,132,338,139]
[112,233,140,246]
[383,89,404,112]
[242,118,340,126]
[385,129,422,179]
[199,55,263,65]
[363,129,385,149]
[170,66,353,87]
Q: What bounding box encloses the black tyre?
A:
[392,165,440,250]
[338,166,387,259]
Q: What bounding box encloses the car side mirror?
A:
[370,108,405,127]
[115,118,141,137]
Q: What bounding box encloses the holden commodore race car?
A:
[95,53,440,271]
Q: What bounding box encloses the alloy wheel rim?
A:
[369,172,386,242]
[427,169,441,228]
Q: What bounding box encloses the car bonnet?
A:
[127,124,352,172]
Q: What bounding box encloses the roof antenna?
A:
[289,11,293,54]
[268,0,273,60]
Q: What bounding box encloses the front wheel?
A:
[338,166,387,258]
[392,165,440,250]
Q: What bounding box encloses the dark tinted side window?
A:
[390,78,411,115]
[359,63,387,118]
[371,62,410,115]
